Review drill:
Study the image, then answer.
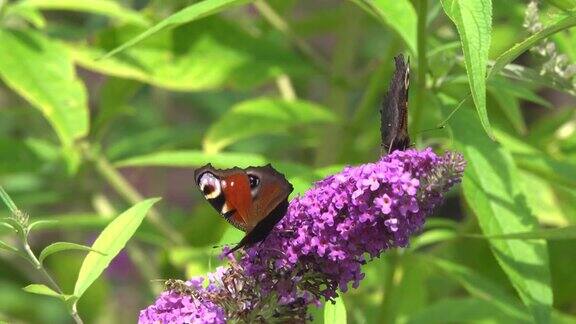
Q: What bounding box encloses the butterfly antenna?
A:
[211,242,238,249]
[437,94,471,128]
[416,125,446,135]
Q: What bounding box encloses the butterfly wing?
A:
[246,165,292,227]
[194,163,293,253]
[381,54,411,153]
[227,164,293,253]
[194,165,251,231]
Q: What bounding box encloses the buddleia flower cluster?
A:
[139,148,465,323]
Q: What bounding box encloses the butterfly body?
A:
[194,164,293,253]
[381,55,411,153]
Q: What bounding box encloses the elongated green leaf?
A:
[405,298,529,324]
[490,89,527,134]
[519,171,569,226]
[115,151,267,169]
[489,15,576,79]
[449,107,552,323]
[15,0,149,26]
[488,77,551,108]
[0,240,18,252]
[411,229,457,250]
[27,220,59,233]
[499,63,576,96]
[102,0,251,58]
[0,29,89,146]
[470,226,576,240]
[425,256,531,322]
[514,153,576,188]
[204,98,337,153]
[73,198,159,298]
[115,151,318,195]
[39,242,104,265]
[4,3,46,28]
[442,0,494,139]
[544,0,576,11]
[350,0,417,54]
[73,18,308,91]
[0,186,19,213]
[324,297,347,324]
[23,284,62,298]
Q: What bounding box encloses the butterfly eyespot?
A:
[198,172,221,199]
[248,175,260,189]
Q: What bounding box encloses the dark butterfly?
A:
[194,164,293,254]
[381,54,411,153]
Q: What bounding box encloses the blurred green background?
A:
[0,0,575,323]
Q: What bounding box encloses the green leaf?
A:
[411,228,457,250]
[27,220,60,233]
[489,14,576,79]
[114,151,318,196]
[0,240,18,252]
[18,0,150,26]
[442,0,494,139]
[73,198,159,298]
[519,171,569,226]
[324,296,347,324]
[72,18,308,91]
[449,107,552,323]
[514,153,576,188]
[350,0,417,54]
[115,150,268,169]
[405,298,529,324]
[204,98,337,153]
[499,63,576,96]
[0,29,89,146]
[488,77,551,108]
[544,0,576,11]
[470,226,576,240]
[4,2,46,28]
[101,0,252,59]
[0,186,19,213]
[22,284,62,299]
[425,256,531,322]
[92,78,140,137]
[39,242,104,265]
[490,89,527,134]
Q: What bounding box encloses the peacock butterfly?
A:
[381,54,411,153]
[194,164,293,254]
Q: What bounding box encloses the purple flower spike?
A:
[139,274,226,324]
[140,148,465,323]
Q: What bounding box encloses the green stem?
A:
[93,154,185,246]
[411,0,429,136]
[22,237,84,324]
[379,250,403,323]
[276,74,297,101]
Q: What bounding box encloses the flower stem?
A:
[22,231,84,323]
[411,0,429,135]
[379,250,403,323]
[93,154,185,246]
[276,74,297,101]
